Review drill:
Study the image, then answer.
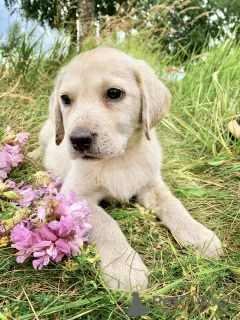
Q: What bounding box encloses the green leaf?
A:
[180,188,213,197]
[207,160,226,166]
[3,191,20,200]
[19,296,103,320]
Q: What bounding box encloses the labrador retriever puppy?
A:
[31,47,223,290]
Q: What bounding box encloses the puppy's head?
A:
[50,47,171,160]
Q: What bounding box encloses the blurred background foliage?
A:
[2,0,240,59]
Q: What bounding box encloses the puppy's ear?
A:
[49,71,65,145]
[136,61,171,140]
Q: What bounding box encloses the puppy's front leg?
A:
[61,185,149,291]
[28,119,53,161]
[88,203,149,290]
[137,183,223,258]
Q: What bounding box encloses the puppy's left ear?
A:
[135,61,171,140]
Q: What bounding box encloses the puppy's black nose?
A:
[70,131,94,151]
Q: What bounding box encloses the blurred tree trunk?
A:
[76,0,95,52]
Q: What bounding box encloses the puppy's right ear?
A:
[49,71,65,145]
[135,60,171,140]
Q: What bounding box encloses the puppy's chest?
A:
[98,160,155,201]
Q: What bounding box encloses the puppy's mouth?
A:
[81,154,101,160]
[71,148,102,160]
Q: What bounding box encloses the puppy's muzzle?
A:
[70,131,95,152]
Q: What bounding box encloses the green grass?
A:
[0,32,239,319]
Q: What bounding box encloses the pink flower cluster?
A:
[0,127,92,269]
[5,174,62,208]
[2,174,92,269]
[11,190,92,269]
[0,127,29,182]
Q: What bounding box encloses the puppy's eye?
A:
[61,94,71,106]
[107,88,123,100]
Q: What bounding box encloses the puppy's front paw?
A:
[174,222,223,258]
[28,147,43,161]
[100,248,149,291]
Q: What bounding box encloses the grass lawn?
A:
[0,36,239,319]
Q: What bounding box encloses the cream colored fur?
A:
[30,48,223,291]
